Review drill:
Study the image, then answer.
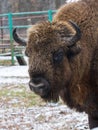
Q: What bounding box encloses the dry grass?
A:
[0,59,12,66]
[0,84,45,108]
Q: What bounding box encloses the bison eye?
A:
[53,49,64,64]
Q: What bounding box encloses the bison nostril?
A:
[29,78,50,97]
[29,81,47,96]
[29,81,44,89]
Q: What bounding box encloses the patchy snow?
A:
[0,65,89,129]
[0,102,89,130]
[0,66,29,77]
[0,66,29,84]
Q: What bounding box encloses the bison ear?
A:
[67,44,81,58]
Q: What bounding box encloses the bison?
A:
[13,0,98,129]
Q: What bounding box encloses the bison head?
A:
[13,20,81,102]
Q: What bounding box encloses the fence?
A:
[0,10,56,65]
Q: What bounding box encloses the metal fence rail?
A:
[0,10,56,65]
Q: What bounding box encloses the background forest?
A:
[0,0,68,14]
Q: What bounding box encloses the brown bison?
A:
[13,0,98,129]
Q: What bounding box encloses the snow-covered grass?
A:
[0,61,89,129]
[0,102,89,130]
[0,83,89,130]
[0,66,29,84]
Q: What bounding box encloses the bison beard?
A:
[12,0,98,129]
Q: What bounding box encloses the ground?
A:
[0,61,89,130]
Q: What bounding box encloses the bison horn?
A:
[67,20,81,47]
[13,28,27,46]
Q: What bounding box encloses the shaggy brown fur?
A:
[52,0,98,113]
[13,0,98,129]
[26,0,98,113]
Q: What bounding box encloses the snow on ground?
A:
[0,65,89,130]
[0,66,29,84]
[0,103,89,130]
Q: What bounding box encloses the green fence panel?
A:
[8,13,14,65]
[0,10,56,65]
[48,10,53,22]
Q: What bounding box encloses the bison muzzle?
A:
[29,75,50,98]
